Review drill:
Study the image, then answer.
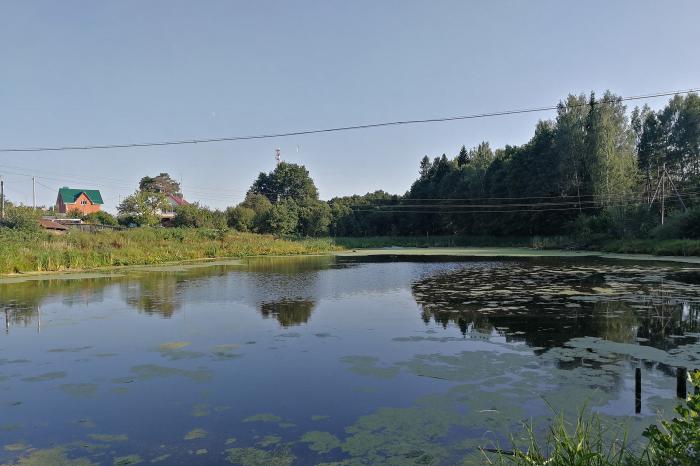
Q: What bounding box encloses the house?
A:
[159,194,189,225]
[56,187,104,215]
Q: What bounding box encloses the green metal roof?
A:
[58,187,104,205]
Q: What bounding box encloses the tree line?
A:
[3,91,698,240]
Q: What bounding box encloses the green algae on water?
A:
[340,355,400,379]
[60,383,98,398]
[112,454,142,465]
[2,448,96,466]
[301,431,341,453]
[243,413,283,423]
[225,447,295,466]
[184,428,207,440]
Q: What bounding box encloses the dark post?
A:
[635,367,641,414]
[634,367,642,414]
[677,367,687,399]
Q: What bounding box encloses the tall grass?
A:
[0,228,341,274]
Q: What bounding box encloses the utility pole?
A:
[32,176,36,210]
[661,165,665,225]
[649,163,687,225]
[0,176,4,220]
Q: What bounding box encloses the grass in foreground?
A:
[0,228,341,274]
[487,372,700,466]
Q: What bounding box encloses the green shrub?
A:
[643,371,700,465]
[0,205,41,230]
[82,210,118,226]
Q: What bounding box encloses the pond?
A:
[0,254,699,465]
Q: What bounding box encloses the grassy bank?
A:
[601,238,700,256]
[0,228,340,275]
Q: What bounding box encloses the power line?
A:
[1,88,697,153]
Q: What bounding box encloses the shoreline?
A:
[2,246,699,283]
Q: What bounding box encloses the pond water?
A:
[1,255,699,465]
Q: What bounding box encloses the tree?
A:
[457,146,469,167]
[249,162,319,204]
[227,206,255,232]
[117,191,170,226]
[266,198,299,235]
[139,173,182,196]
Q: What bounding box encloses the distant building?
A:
[38,218,69,234]
[56,187,104,215]
[159,193,189,225]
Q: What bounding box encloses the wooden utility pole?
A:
[661,167,665,225]
[0,176,4,220]
[32,176,36,210]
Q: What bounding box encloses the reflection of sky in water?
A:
[0,256,698,465]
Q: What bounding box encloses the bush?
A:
[172,203,226,229]
[82,211,118,226]
[643,371,700,465]
[651,207,700,240]
[227,206,255,232]
[0,205,41,230]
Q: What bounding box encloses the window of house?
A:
[81,200,88,205]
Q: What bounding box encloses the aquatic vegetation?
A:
[311,415,330,421]
[157,341,190,351]
[243,413,284,423]
[340,355,400,379]
[112,454,142,465]
[191,403,210,417]
[195,449,208,455]
[183,428,207,440]
[301,431,341,453]
[1,448,95,466]
[3,444,27,452]
[125,364,213,382]
[257,435,282,447]
[225,447,295,466]
[59,383,98,398]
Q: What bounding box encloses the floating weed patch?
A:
[3,443,28,452]
[157,341,191,351]
[257,435,282,447]
[59,383,98,398]
[301,431,341,454]
[195,449,208,455]
[126,364,213,382]
[311,415,330,421]
[2,447,95,466]
[191,403,210,417]
[243,413,284,423]
[184,428,207,440]
[112,454,142,465]
[340,355,400,379]
[20,371,66,382]
[148,454,170,463]
[225,447,295,466]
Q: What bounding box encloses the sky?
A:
[1,0,699,213]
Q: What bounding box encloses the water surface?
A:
[1,255,699,465]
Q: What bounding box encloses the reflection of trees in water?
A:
[411,267,700,351]
[1,278,112,331]
[259,299,316,327]
[123,276,181,318]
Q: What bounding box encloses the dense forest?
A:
[230,91,700,240]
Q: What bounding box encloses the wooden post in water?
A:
[677,367,687,399]
[635,367,641,414]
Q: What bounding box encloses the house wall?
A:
[58,192,101,215]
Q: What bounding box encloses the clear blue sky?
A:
[1,0,699,212]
